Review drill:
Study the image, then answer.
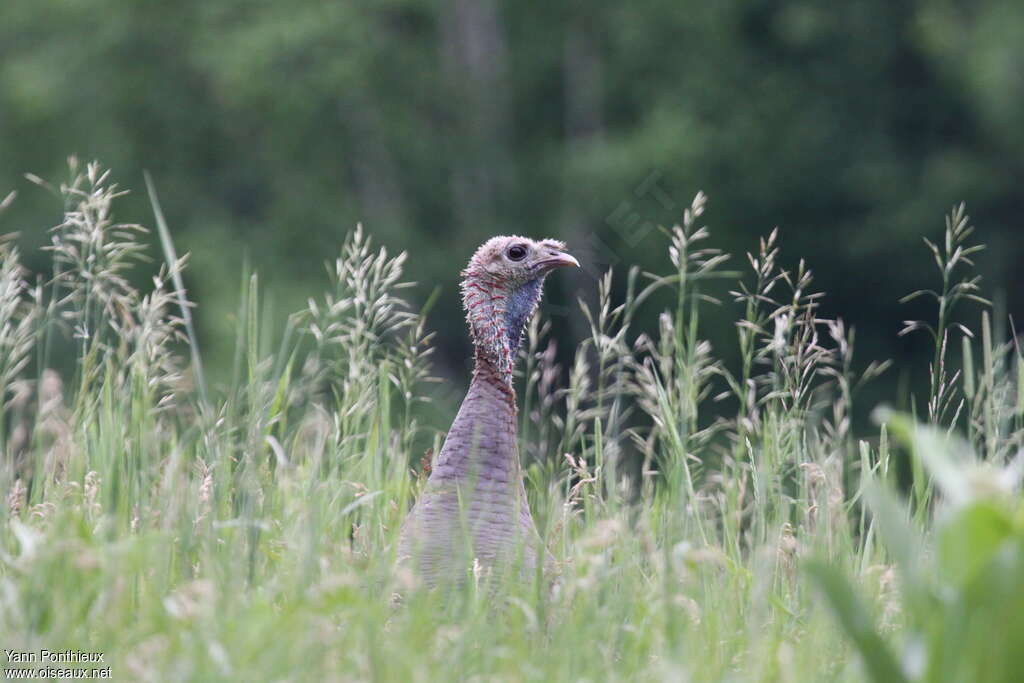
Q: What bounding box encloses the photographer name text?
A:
[4,652,104,665]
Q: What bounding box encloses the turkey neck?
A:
[427,355,522,490]
[462,272,545,385]
[428,277,545,490]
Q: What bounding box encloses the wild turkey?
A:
[398,235,579,590]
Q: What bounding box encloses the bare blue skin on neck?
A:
[505,276,545,355]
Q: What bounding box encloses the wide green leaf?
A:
[937,500,1013,588]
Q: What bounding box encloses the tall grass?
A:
[1,161,1022,681]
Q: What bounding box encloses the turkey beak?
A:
[537,250,580,271]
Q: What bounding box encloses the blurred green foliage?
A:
[810,412,1024,682]
[1,0,1021,394]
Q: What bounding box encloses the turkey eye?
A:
[507,245,528,261]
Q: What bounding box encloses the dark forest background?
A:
[2,0,1022,422]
